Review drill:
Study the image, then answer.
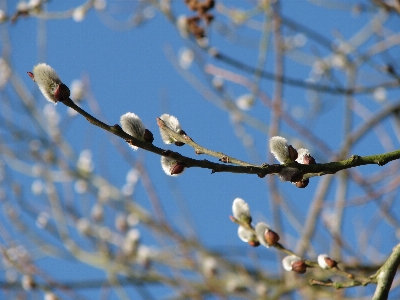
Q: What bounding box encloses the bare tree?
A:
[1,0,400,299]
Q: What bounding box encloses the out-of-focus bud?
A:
[232,198,251,223]
[282,255,304,273]
[159,114,183,145]
[237,225,253,242]
[291,260,307,274]
[202,256,218,277]
[90,204,103,222]
[318,254,337,269]
[177,15,189,38]
[21,275,36,290]
[44,292,59,300]
[236,94,255,111]
[255,222,280,247]
[161,156,185,176]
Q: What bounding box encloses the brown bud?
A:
[324,257,337,268]
[248,240,260,247]
[143,129,154,143]
[54,83,70,102]
[171,162,185,175]
[303,155,316,165]
[288,145,298,161]
[265,229,280,246]
[27,71,35,81]
[295,179,309,188]
[174,141,185,146]
[291,260,307,274]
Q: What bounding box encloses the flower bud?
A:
[30,63,64,103]
[269,136,290,164]
[255,222,280,247]
[282,255,303,272]
[237,225,253,242]
[21,275,36,290]
[295,179,309,188]
[318,254,337,269]
[248,240,260,247]
[296,148,316,165]
[54,83,70,102]
[291,260,307,274]
[287,145,298,161]
[120,112,146,150]
[159,114,183,145]
[232,198,251,223]
[143,129,154,143]
[161,156,185,176]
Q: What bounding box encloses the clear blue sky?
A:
[2,0,400,298]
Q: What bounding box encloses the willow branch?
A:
[62,98,400,180]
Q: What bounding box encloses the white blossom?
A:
[159,114,182,144]
[44,292,59,300]
[282,255,302,272]
[373,87,387,102]
[176,15,189,38]
[21,275,35,290]
[237,225,253,242]
[72,6,86,22]
[236,94,255,111]
[202,256,218,277]
[269,136,289,164]
[32,63,63,103]
[160,156,185,176]
[232,198,251,222]
[255,222,270,248]
[296,148,310,164]
[120,112,146,150]
[317,254,330,269]
[77,218,91,235]
[70,79,84,102]
[178,48,194,69]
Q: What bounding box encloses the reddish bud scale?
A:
[288,145,298,161]
[54,83,70,102]
[248,240,260,247]
[27,72,35,81]
[291,261,307,274]
[265,229,280,246]
[303,155,316,165]
[171,162,185,175]
[143,129,154,143]
[324,257,337,268]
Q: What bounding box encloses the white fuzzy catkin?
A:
[160,156,184,176]
[159,114,182,144]
[120,112,146,150]
[282,255,301,272]
[232,198,251,222]
[296,148,310,164]
[317,254,330,269]
[255,222,270,248]
[32,63,62,103]
[237,225,253,242]
[269,136,289,164]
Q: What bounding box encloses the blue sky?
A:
[1,0,400,299]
